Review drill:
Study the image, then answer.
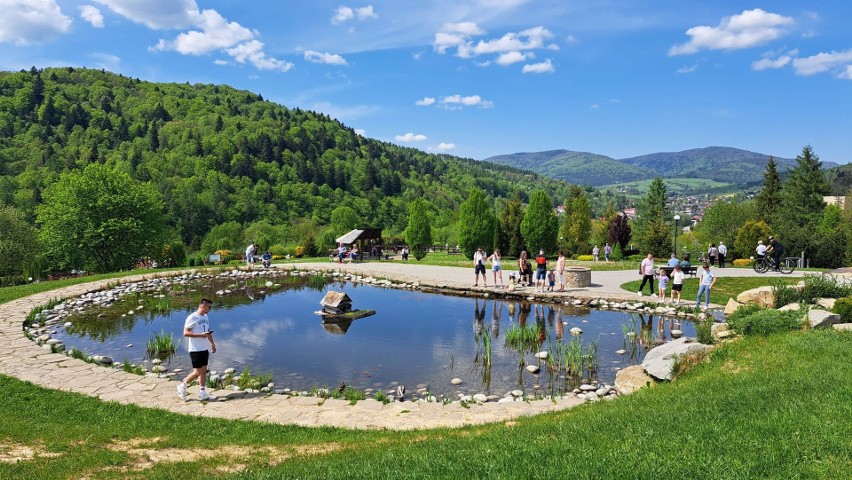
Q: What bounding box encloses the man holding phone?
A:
[177,298,217,401]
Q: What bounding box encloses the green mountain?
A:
[484,149,647,186]
[826,163,852,196]
[0,67,574,252]
[484,146,841,190]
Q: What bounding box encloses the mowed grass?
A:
[620,276,801,305]
[1,331,851,479]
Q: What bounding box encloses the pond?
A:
[53,274,695,398]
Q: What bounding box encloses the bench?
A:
[447,248,462,255]
[661,265,698,278]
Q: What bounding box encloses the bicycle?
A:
[752,256,796,274]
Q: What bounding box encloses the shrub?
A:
[626,254,645,262]
[771,279,801,308]
[801,274,852,301]
[732,258,752,267]
[269,244,292,257]
[694,316,715,344]
[727,308,804,336]
[833,297,852,323]
[576,255,594,261]
[727,303,765,326]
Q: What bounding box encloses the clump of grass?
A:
[374,390,390,404]
[146,330,180,359]
[24,297,64,328]
[307,273,327,290]
[121,359,145,375]
[728,308,805,336]
[332,386,367,405]
[504,323,540,352]
[70,347,89,362]
[237,368,273,390]
[694,316,715,345]
[143,296,172,314]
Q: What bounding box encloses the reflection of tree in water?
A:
[535,305,546,346]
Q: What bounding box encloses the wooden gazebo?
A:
[335,228,382,259]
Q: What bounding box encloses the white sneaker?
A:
[176,382,187,401]
[651,293,657,298]
[198,390,216,401]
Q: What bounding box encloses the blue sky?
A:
[1,1,851,164]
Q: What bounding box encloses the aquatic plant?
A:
[504,323,540,352]
[143,296,172,315]
[374,389,390,404]
[70,348,88,362]
[145,330,180,359]
[237,368,274,390]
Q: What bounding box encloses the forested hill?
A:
[0,67,573,250]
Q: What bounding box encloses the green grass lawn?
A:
[620,276,800,305]
[2,330,850,479]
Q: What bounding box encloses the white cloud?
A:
[304,50,348,66]
[213,59,229,65]
[441,21,486,36]
[496,51,529,66]
[105,1,291,72]
[565,34,577,44]
[669,9,795,56]
[395,133,428,142]
[792,49,852,77]
[94,0,197,29]
[522,58,555,73]
[589,104,599,109]
[440,94,494,108]
[80,5,104,28]
[676,64,699,74]
[415,97,435,106]
[435,142,456,151]
[331,5,377,25]
[458,26,554,58]
[0,0,72,45]
[354,129,366,136]
[752,56,791,71]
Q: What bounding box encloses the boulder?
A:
[641,337,710,381]
[832,323,852,332]
[778,303,801,312]
[808,310,841,329]
[736,286,775,308]
[711,322,729,337]
[815,298,837,310]
[614,365,655,395]
[725,298,743,317]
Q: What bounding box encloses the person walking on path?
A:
[592,245,600,262]
[488,248,503,287]
[638,253,656,296]
[556,250,566,291]
[708,244,718,266]
[718,241,727,268]
[473,247,487,286]
[695,264,717,308]
[177,298,217,402]
[670,264,685,304]
[534,249,548,292]
[604,243,612,262]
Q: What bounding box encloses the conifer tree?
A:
[405,198,432,260]
[457,188,496,258]
[755,156,781,220]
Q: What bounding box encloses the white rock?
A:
[616,349,626,355]
[525,365,541,374]
[569,327,583,335]
[535,351,548,359]
[224,367,236,375]
[450,378,463,385]
[64,322,73,328]
[579,384,596,391]
[671,329,683,338]
[473,393,488,403]
[510,389,524,397]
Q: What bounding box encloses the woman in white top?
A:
[556,250,566,291]
[669,264,685,305]
[488,249,503,287]
[756,240,767,259]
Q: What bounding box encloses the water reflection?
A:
[54,277,696,397]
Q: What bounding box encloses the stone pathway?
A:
[0,263,801,430]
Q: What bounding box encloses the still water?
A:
[55,277,694,397]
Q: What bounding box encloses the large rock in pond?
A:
[615,365,655,395]
[808,310,841,329]
[724,298,743,316]
[641,337,710,381]
[736,286,775,308]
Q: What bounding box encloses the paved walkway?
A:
[0,263,800,430]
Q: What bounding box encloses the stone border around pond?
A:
[1,265,706,430]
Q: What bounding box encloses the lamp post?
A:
[673,214,681,255]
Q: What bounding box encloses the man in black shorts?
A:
[177,298,217,401]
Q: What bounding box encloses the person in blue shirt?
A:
[667,253,680,267]
[680,253,692,268]
[695,264,717,308]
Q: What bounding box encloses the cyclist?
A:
[766,236,784,271]
[755,240,766,259]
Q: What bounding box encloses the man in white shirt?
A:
[473,247,487,287]
[245,243,255,268]
[638,253,656,296]
[177,298,217,402]
[718,241,728,268]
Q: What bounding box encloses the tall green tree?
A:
[405,198,432,260]
[777,145,830,259]
[329,205,359,235]
[0,206,39,278]
[734,220,773,261]
[634,177,670,256]
[695,198,755,257]
[498,193,525,258]
[755,156,781,221]
[36,164,166,273]
[457,188,496,258]
[559,186,591,255]
[521,190,558,255]
[607,213,631,251]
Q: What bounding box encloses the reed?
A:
[504,323,540,352]
[237,368,274,390]
[145,330,180,359]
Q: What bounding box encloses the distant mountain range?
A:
[484,146,839,188]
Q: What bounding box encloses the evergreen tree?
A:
[559,186,591,255]
[499,193,525,258]
[634,177,670,256]
[457,188,496,258]
[405,198,432,260]
[777,145,830,260]
[521,189,558,255]
[755,156,781,221]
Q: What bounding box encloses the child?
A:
[547,269,556,291]
[657,267,669,301]
[670,264,685,305]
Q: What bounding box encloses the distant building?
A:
[555,205,566,216]
[623,208,637,219]
[824,196,846,208]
